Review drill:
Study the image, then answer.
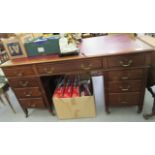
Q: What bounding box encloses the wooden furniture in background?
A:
[0,34,154,117]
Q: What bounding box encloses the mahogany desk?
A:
[0,34,154,117]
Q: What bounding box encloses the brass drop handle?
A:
[120,101,128,104]
[121,76,129,80]
[119,59,133,67]
[17,72,23,76]
[28,103,36,107]
[43,67,54,74]
[81,63,93,70]
[30,104,36,107]
[120,85,130,91]
[24,92,32,97]
[19,81,29,87]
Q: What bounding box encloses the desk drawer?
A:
[107,54,145,68]
[19,98,45,108]
[108,69,144,81]
[108,92,140,106]
[107,80,142,93]
[3,66,35,77]
[36,58,102,75]
[9,77,40,88]
[14,87,42,98]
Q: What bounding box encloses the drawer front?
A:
[108,69,144,81]
[36,58,102,75]
[14,87,42,98]
[108,92,140,106]
[19,98,45,108]
[3,66,35,78]
[9,77,40,88]
[107,80,142,93]
[107,54,145,68]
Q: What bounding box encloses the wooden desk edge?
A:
[0,49,154,68]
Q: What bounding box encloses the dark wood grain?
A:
[19,98,46,108]
[14,87,42,98]
[8,77,40,88]
[107,80,142,93]
[108,92,140,106]
[107,69,144,81]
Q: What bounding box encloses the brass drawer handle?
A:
[24,92,32,97]
[17,72,23,76]
[31,104,36,108]
[121,76,129,80]
[43,67,54,74]
[119,60,133,67]
[120,101,128,104]
[19,81,29,87]
[81,63,93,70]
[28,103,36,107]
[119,85,130,91]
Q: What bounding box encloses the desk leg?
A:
[105,107,110,114]
[137,106,143,113]
[49,108,56,116]
[103,72,110,114]
[19,105,28,117]
[24,108,29,118]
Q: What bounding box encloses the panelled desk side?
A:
[0,35,154,117]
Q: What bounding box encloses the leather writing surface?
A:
[80,34,153,56]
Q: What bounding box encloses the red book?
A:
[72,78,80,97]
[63,79,73,98]
[53,79,66,98]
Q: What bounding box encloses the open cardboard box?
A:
[53,74,96,120]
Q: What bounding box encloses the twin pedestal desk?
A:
[0,34,154,117]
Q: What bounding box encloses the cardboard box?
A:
[53,96,96,119]
[24,36,60,57]
[53,77,96,119]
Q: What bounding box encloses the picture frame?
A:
[1,37,27,59]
